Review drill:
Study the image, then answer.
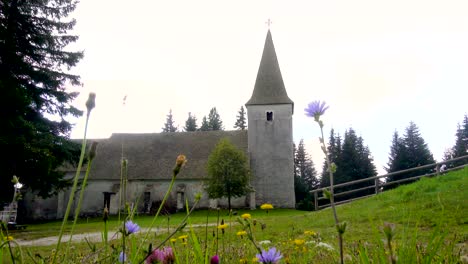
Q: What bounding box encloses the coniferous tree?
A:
[184,112,198,132]
[386,122,435,188]
[0,0,83,202]
[294,139,318,210]
[385,131,407,173]
[451,114,468,166]
[320,129,342,188]
[200,116,210,131]
[208,107,223,131]
[162,109,178,132]
[234,106,247,130]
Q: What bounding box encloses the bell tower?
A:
[246,30,295,208]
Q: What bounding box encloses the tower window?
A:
[266,111,273,121]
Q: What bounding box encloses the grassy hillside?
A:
[4,167,467,263]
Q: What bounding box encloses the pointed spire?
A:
[246,30,293,106]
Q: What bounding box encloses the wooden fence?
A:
[311,155,468,211]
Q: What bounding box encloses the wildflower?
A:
[217,223,229,230]
[86,92,96,113]
[5,236,13,241]
[170,238,177,243]
[210,255,220,264]
[258,240,271,245]
[146,247,175,264]
[237,230,247,238]
[125,220,140,234]
[252,257,259,262]
[176,154,187,167]
[256,247,283,264]
[260,204,273,210]
[241,213,251,219]
[316,242,335,251]
[239,258,248,263]
[304,100,329,122]
[119,251,127,263]
[304,230,316,236]
[294,239,305,246]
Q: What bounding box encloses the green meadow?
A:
[2,167,467,263]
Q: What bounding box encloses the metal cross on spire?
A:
[265,19,272,29]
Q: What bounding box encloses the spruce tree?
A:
[200,116,210,131]
[184,112,198,132]
[162,109,178,132]
[0,0,83,202]
[208,107,223,131]
[386,122,435,188]
[234,106,247,130]
[451,114,468,166]
[294,139,318,210]
[320,129,342,188]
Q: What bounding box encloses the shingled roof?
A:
[246,30,293,106]
[87,130,248,180]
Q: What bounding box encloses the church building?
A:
[24,30,295,219]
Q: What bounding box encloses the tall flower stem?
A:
[52,93,95,264]
[319,124,344,264]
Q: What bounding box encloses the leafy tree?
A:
[234,106,247,130]
[200,116,210,131]
[0,0,83,202]
[294,139,318,210]
[205,138,250,210]
[386,122,435,188]
[184,112,198,132]
[451,114,468,166]
[208,107,223,131]
[162,109,178,132]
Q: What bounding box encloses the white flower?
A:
[316,242,335,251]
[258,240,271,245]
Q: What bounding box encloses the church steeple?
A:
[246,30,293,107]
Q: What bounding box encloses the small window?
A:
[266,111,273,121]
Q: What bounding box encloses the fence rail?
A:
[311,155,468,211]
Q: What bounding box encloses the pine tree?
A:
[0,0,83,202]
[451,114,468,166]
[184,112,198,132]
[385,131,407,173]
[162,109,178,132]
[208,107,223,131]
[320,129,342,188]
[234,106,247,130]
[200,116,210,131]
[386,122,435,188]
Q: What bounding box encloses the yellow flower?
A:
[178,235,188,243]
[252,257,259,262]
[217,223,228,230]
[241,213,251,219]
[6,236,13,241]
[294,239,305,246]
[236,230,247,237]
[260,203,273,210]
[239,258,248,263]
[170,238,177,243]
[304,230,316,236]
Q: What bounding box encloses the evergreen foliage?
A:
[386,122,435,188]
[205,138,250,210]
[183,112,198,132]
[208,107,223,131]
[234,106,247,130]
[162,109,178,132]
[200,116,210,131]
[0,0,83,202]
[320,128,377,201]
[451,114,468,166]
[294,139,318,210]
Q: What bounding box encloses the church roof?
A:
[246,30,293,106]
[83,130,247,180]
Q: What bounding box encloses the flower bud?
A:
[88,141,98,161]
[86,92,96,113]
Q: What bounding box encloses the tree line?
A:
[161,106,247,132]
[294,116,468,210]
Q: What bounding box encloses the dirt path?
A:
[15,223,223,247]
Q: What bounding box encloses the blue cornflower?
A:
[305,100,329,122]
[256,247,283,264]
[119,251,127,263]
[125,220,140,234]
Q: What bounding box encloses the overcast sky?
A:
[68,0,468,175]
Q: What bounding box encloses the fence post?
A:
[375,178,380,194]
[314,191,319,211]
